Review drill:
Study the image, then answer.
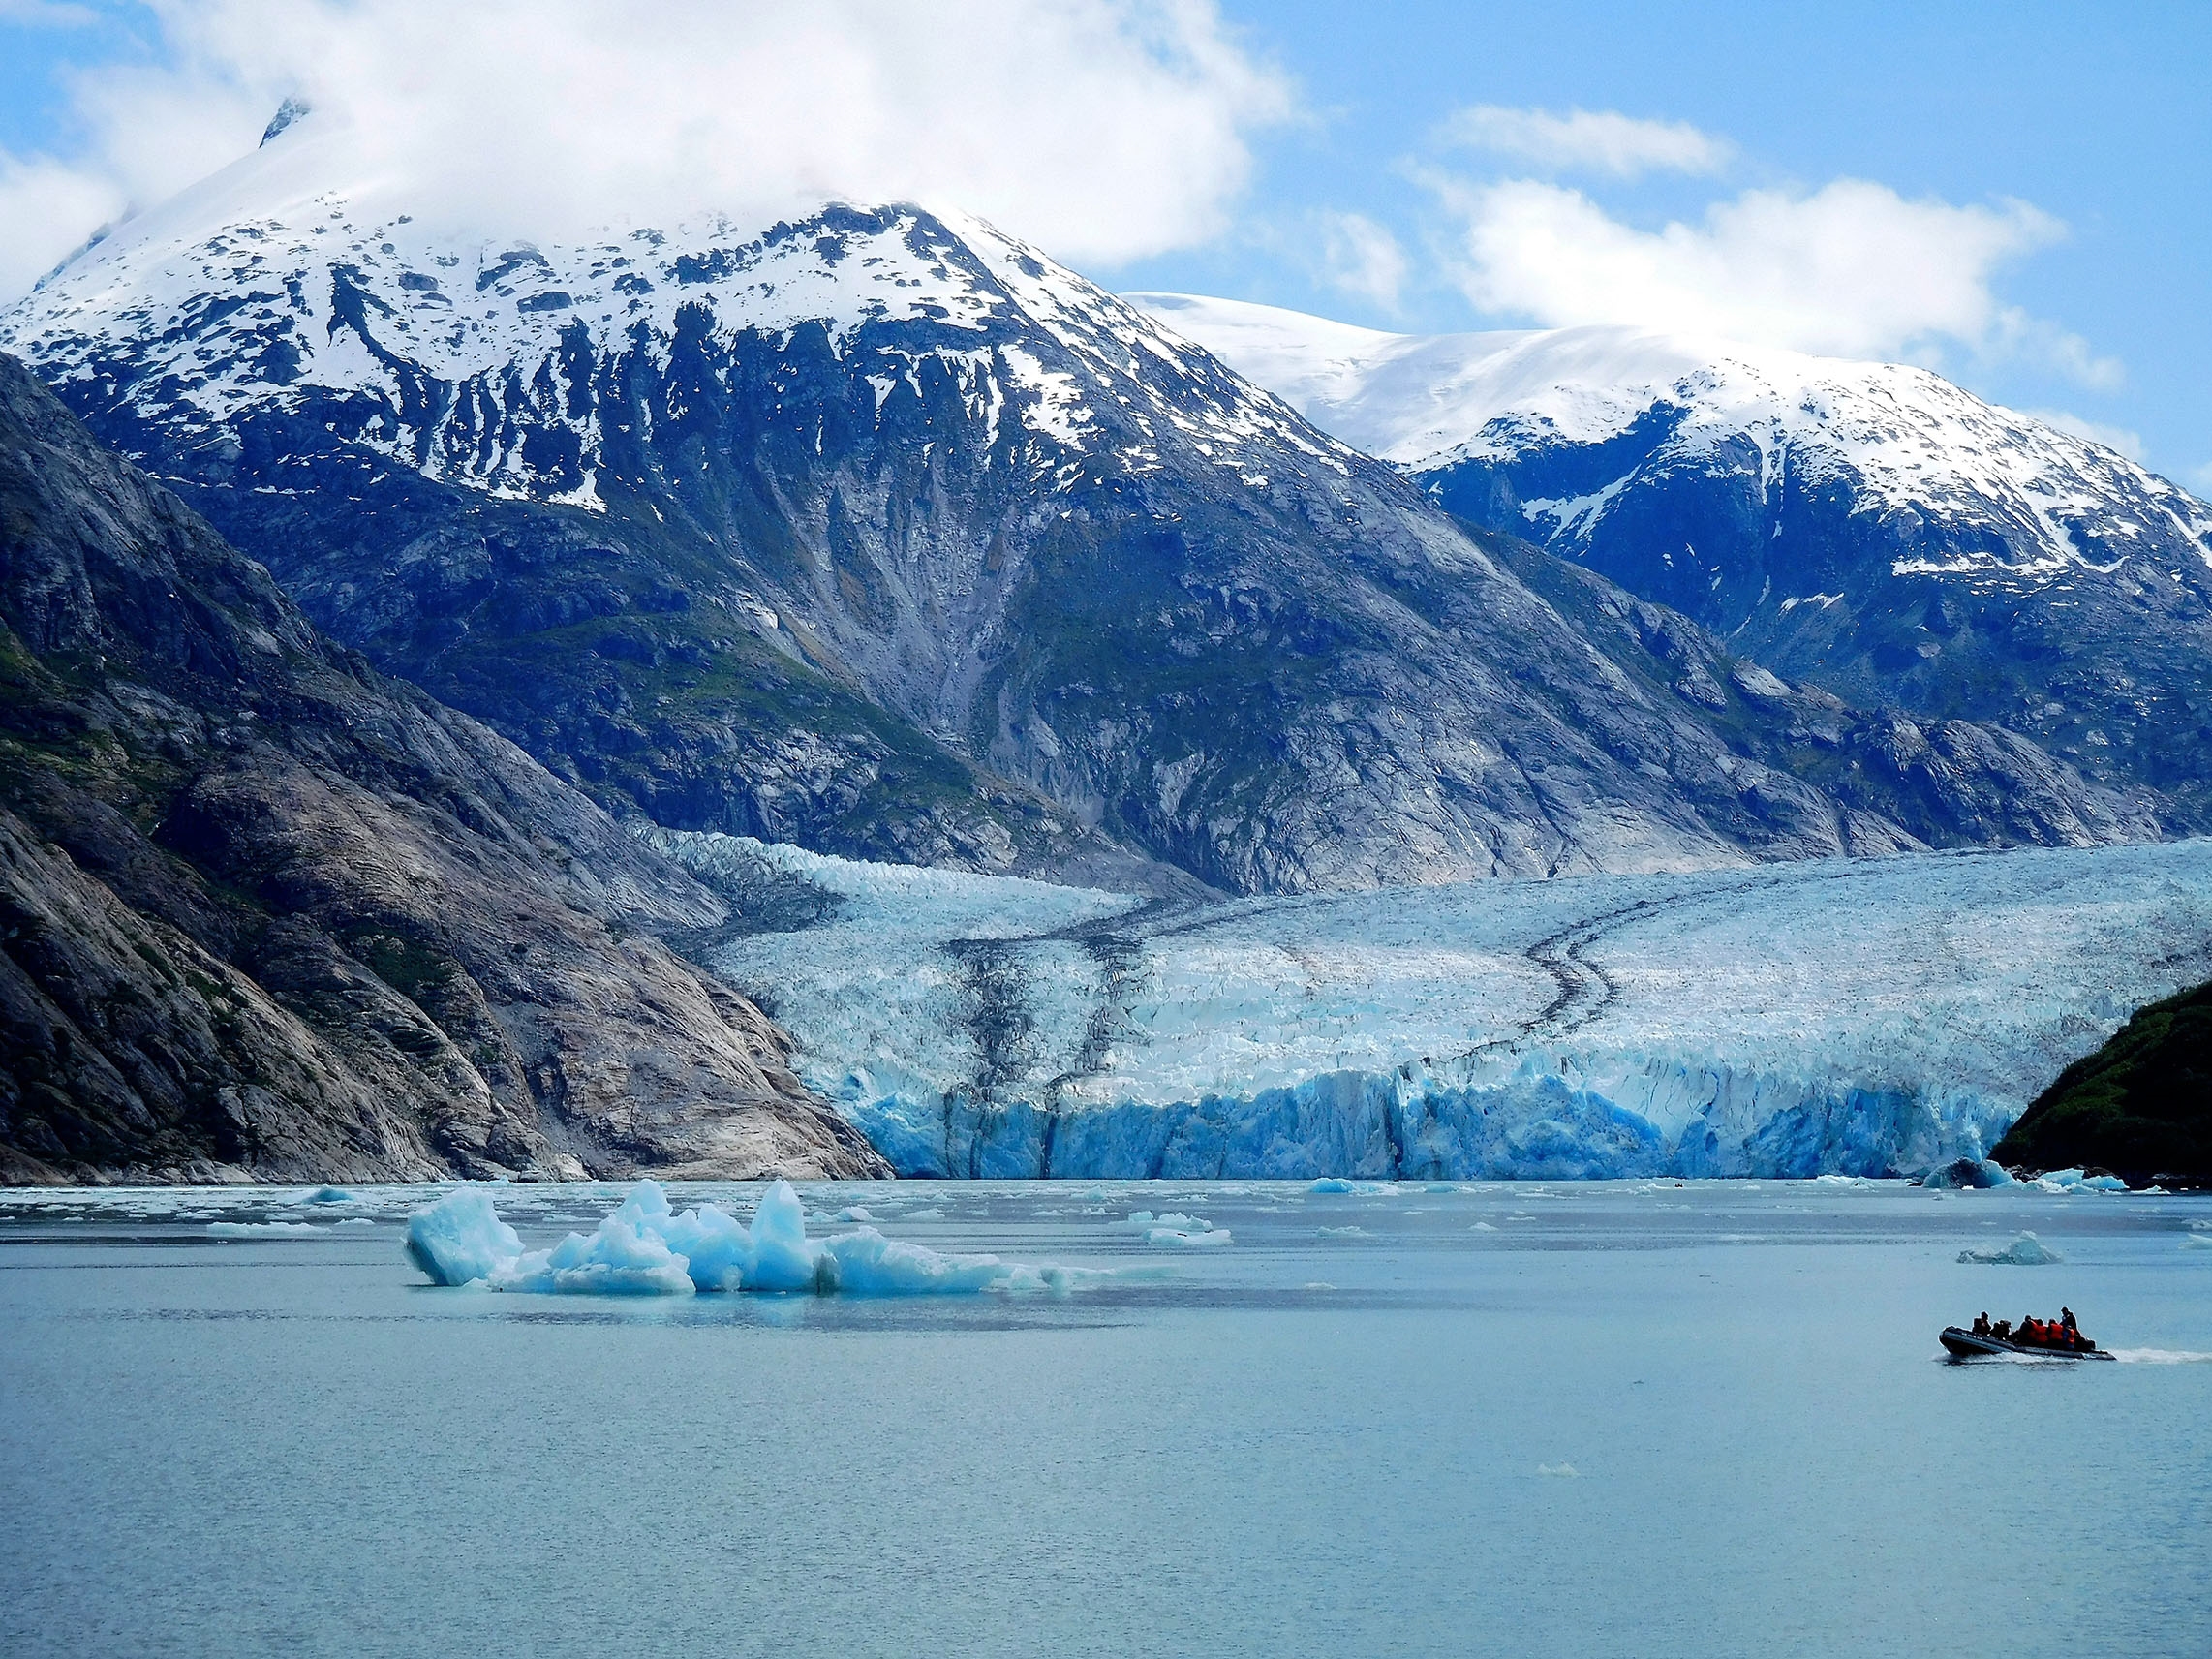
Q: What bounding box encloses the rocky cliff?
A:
[0,352,885,1184]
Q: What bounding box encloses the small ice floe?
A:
[836,1207,874,1223]
[305,1186,356,1204]
[1306,1178,1389,1195]
[900,1207,946,1220]
[207,1220,325,1236]
[405,1181,1087,1296]
[1121,1211,1231,1248]
[1317,1225,1368,1239]
[1957,1231,2063,1266]
[334,1217,378,1229]
[1537,1463,1581,1479]
[2031,1168,2130,1193]
[2183,1234,2212,1253]
[1471,1222,1497,1231]
[1301,1282,1336,1291]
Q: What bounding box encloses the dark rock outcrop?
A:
[1993,981,2212,1186]
[0,351,886,1184]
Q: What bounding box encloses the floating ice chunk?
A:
[1922,1157,2014,1189]
[901,1208,945,1220]
[1957,1230,2063,1266]
[1121,1210,1231,1247]
[2078,1175,2130,1192]
[1318,1225,1369,1239]
[2039,1169,2087,1187]
[1307,1178,1389,1195]
[207,1220,325,1236]
[335,1217,377,1229]
[837,1207,875,1222]
[1472,1222,1497,1231]
[1537,1463,1581,1478]
[406,1180,1081,1296]
[306,1186,356,1204]
[405,1189,524,1285]
[2183,1234,2212,1252]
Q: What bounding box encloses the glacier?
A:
[404,1179,1084,1295]
[661,832,2212,1180]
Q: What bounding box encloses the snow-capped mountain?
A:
[0,116,2157,892]
[1132,293,2212,827]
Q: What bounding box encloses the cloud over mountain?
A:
[0,0,1291,298]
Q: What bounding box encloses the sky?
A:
[0,0,2204,487]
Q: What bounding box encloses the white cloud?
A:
[2184,462,2212,500]
[2023,409,2143,461]
[1439,106,1730,178]
[0,156,130,296]
[1312,210,1407,309]
[1431,174,2105,372]
[0,0,1292,301]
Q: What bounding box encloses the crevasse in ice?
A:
[404,1180,1080,1295]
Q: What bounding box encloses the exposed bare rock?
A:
[0,351,886,1183]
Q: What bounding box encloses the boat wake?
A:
[2104,1348,2212,1365]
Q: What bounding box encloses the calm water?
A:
[3,1180,2208,1658]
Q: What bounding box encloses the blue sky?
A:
[2,0,2204,484]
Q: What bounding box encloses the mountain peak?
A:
[261,96,313,146]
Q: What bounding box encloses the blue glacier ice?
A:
[660,833,2212,1181]
[404,1180,1083,1295]
[402,1189,520,1284]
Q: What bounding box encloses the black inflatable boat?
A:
[1941,1326,2115,1361]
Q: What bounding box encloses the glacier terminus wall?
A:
[658,833,2212,1180]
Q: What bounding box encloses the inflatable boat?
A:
[1941,1326,2114,1361]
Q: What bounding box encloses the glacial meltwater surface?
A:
[3,1180,2208,1659]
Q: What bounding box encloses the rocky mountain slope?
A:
[0,351,884,1184]
[0,114,2151,894]
[1131,293,2212,829]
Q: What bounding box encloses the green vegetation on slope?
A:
[1994,981,2212,1184]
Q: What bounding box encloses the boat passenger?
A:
[1991,1319,2012,1340]
[1972,1312,1992,1337]
[2061,1306,2078,1335]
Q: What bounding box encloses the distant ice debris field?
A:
[658,834,2212,1181]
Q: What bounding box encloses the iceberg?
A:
[404,1180,1082,1296]
[1922,1158,2015,1190]
[1956,1231,2064,1266]
[404,1188,524,1285]
[661,832,2212,1181]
